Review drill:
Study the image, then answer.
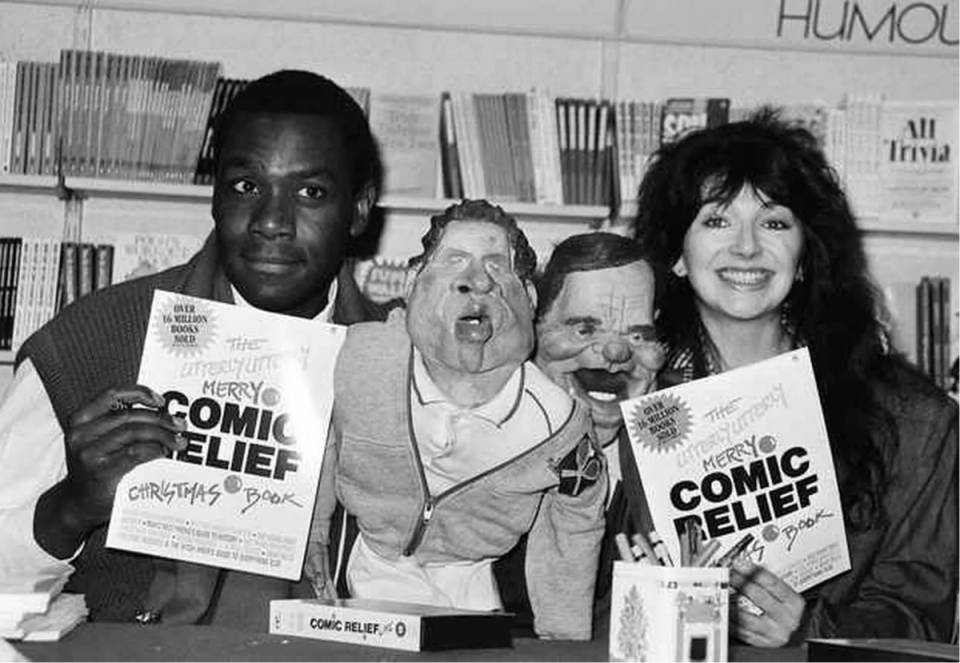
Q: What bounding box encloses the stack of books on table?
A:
[0,565,87,641]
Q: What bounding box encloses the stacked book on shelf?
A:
[0,51,222,182]
[916,275,953,391]
[887,275,957,393]
[0,236,61,353]
[441,90,614,208]
[0,50,956,225]
[57,241,114,313]
[0,564,87,642]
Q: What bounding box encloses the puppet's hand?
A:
[303,540,337,600]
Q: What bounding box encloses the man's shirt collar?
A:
[410,347,524,428]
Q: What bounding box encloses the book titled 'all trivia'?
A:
[106,290,345,580]
[620,348,850,592]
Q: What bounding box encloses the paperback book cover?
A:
[269,598,513,652]
[619,348,850,592]
[106,290,345,580]
[367,92,440,198]
[878,100,957,227]
[110,232,204,283]
[660,97,730,145]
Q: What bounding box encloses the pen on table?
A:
[690,539,721,568]
[648,530,674,567]
[713,533,754,568]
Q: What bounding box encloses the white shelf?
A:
[0,174,60,195]
[0,175,611,223]
[856,217,959,239]
[70,177,211,202]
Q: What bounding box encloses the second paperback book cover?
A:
[619,348,850,592]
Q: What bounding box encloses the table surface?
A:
[12,623,806,662]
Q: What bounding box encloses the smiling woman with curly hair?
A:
[632,107,958,647]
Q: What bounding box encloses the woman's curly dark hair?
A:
[632,107,916,531]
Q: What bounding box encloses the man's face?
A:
[406,220,536,376]
[536,261,664,444]
[213,112,368,318]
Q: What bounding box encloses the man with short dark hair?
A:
[0,69,391,628]
[308,200,606,641]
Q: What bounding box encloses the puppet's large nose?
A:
[601,338,632,364]
[455,263,494,294]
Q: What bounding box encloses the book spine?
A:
[269,601,422,652]
[11,237,34,351]
[916,276,931,378]
[439,92,463,200]
[10,62,26,174]
[454,92,477,199]
[541,90,563,206]
[0,239,9,350]
[556,98,570,204]
[24,61,39,175]
[40,63,57,176]
[38,238,61,331]
[937,277,950,391]
[77,243,95,298]
[57,241,78,312]
[94,244,114,291]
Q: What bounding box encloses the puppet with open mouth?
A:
[308,201,606,642]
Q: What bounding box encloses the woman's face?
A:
[678,185,804,326]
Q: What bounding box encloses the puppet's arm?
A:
[303,424,340,599]
[526,431,607,640]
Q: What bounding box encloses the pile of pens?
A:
[615,520,754,570]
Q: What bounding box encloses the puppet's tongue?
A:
[455,314,493,343]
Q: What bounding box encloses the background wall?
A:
[0,0,957,389]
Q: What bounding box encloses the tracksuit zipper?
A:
[401,402,577,557]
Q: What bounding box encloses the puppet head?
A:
[406,200,538,403]
[536,233,665,444]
